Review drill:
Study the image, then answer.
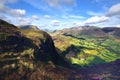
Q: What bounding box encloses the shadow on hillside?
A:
[0,34,70,68]
[63,33,86,40]
[58,44,107,68]
[62,45,79,57]
[0,35,37,53]
[62,44,89,57]
[75,59,120,80]
[88,56,106,67]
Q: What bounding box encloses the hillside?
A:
[102,27,120,38]
[50,26,120,79]
[76,59,120,80]
[51,26,120,67]
[0,19,120,80]
[0,19,74,80]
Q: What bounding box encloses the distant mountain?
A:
[19,25,39,30]
[53,26,120,38]
[102,27,120,38]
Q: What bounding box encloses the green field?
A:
[53,34,120,67]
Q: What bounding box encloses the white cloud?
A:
[10,9,26,16]
[16,17,32,25]
[24,0,76,11]
[39,24,45,27]
[107,3,120,17]
[0,0,27,26]
[69,15,84,19]
[0,0,26,17]
[0,15,11,22]
[32,15,39,20]
[0,0,18,4]
[87,11,103,16]
[45,0,76,8]
[61,15,85,19]
[44,15,51,19]
[62,15,68,19]
[85,16,109,24]
[72,21,85,26]
[51,20,60,26]
[116,24,120,27]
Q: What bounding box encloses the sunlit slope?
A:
[52,34,120,67]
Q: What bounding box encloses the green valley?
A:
[0,19,120,80]
[52,28,120,67]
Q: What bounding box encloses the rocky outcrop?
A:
[0,19,69,80]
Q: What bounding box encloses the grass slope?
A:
[52,34,120,67]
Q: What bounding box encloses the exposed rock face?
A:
[34,31,67,65]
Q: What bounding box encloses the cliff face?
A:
[0,19,70,80]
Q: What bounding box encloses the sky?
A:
[0,0,120,30]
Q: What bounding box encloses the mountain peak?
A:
[19,25,39,30]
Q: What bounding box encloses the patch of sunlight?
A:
[70,57,85,66]
[83,49,98,55]
[22,30,45,39]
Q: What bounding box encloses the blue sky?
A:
[0,0,120,30]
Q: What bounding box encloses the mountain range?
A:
[53,26,120,39]
[0,19,120,80]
